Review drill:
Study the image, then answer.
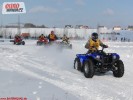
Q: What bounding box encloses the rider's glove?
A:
[103,45,108,48]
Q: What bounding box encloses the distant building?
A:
[98,26,108,33]
[83,25,89,29]
[98,26,107,29]
[113,26,121,30]
[24,23,36,28]
[75,25,89,29]
[75,25,84,29]
[65,25,73,28]
[127,26,133,30]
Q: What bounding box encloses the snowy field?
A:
[0,40,133,100]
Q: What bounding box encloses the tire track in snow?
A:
[0,47,112,100]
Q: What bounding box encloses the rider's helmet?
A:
[91,32,98,41]
[41,34,44,37]
[51,31,54,35]
[63,34,66,37]
[15,34,20,38]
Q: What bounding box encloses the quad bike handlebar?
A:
[92,45,108,53]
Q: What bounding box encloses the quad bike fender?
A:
[76,54,91,64]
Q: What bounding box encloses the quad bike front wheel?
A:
[113,60,124,78]
[37,41,42,45]
[84,59,95,78]
[74,58,81,71]
[22,41,25,45]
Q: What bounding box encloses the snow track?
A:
[0,40,133,100]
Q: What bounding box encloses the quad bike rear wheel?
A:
[69,44,72,49]
[14,41,16,45]
[74,58,81,71]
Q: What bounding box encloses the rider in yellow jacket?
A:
[85,32,108,53]
[48,31,58,42]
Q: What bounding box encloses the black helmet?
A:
[63,34,66,36]
[92,32,98,40]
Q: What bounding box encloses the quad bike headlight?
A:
[113,55,117,59]
[96,55,100,59]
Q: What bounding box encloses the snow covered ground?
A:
[0,40,133,100]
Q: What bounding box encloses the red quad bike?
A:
[37,38,49,45]
[14,37,25,45]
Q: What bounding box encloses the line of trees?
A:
[2,23,48,28]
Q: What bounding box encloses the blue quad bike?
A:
[74,47,124,78]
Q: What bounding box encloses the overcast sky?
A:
[0,0,133,28]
